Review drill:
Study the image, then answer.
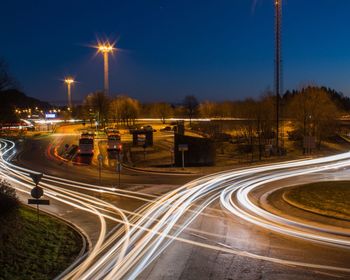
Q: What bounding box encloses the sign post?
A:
[97,154,103,185]
[178,144,189,169]
[28,173,49,222]
[116,145,122,188]
[143,143,147,160]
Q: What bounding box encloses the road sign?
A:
[28,199,50,205]
[31,186,44,199]
[30,173,43,186]
[178,144,189,152]
[97,154,103,162]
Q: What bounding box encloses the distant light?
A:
[45,113,56,119]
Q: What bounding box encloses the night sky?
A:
[1,0,350,103]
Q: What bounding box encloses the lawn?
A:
[284,181,350,221]
[0,206,82,280]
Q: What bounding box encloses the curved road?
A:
[1,138,350,279]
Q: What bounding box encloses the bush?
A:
[0,181,19,214]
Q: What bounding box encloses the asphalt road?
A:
[2,134,350,280]
[15,135,196,187]
[140,178,350,280]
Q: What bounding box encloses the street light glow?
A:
[64,77,75,84]
[97,43,115,54]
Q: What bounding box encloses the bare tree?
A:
[287,86,339,150]
[182,95,199,125]
[84,91,110,128]
[153,102,173,124]
[199,101,219,118]
[109,95,140,127]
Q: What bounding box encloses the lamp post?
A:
[97,42,115,95]
[64,77,75,110]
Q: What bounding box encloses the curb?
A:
[122,163,198,176]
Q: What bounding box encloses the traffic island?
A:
[0,206,83,279]
[282,181,350,221]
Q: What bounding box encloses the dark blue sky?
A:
[1,0,350,103]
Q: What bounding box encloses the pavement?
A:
[139,171,350,280]
[3,127,350,279]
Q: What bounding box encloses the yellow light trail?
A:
[1,138,350,279]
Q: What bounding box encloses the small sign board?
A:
[45,113,56,119]
[28,199,50,205]
[31,186,44,199]
[178,144,189,152]
[30,173,43,186]
[97,154,103,162]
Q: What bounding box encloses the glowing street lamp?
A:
[64,77,75,110]
[97,41,115,95]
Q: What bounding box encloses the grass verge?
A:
[283,181,350,221]
[0,206,82,280]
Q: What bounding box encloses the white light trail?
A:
[1,138,350,279]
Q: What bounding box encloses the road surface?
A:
[1,137,350,279]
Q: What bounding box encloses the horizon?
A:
[2,0,350,102]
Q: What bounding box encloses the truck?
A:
[107,133,121,151]
[78,133,94,155]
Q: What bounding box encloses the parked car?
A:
[160,126,172,132]
[141,125,156,132]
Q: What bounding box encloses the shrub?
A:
[0,180,19,214]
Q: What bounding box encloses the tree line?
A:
[0,59,347,151]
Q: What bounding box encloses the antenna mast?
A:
[274,0,282,153]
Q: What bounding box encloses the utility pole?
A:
[274,0,282,154]
[97,42,115,96]
[104,51,109,95]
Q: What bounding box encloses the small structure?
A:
[174,133,215,167]
[132,130,153,147]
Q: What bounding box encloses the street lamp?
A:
[64,77,75,110]
[97,41,115,95]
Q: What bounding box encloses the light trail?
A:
[1,138,350,279]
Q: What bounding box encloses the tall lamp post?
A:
[274,0,282,154]
[97,42,115,95]
[64,77,75,110]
